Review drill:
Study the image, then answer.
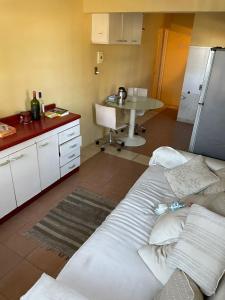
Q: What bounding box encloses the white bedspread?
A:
[57,165,177,300]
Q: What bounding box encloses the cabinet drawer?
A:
[59,136,81,157]
[60,157,80,177]
[60,148,80,167]
[58,125,80,145]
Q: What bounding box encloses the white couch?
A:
[22,150,225,300]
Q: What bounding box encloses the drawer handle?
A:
[69,164,76,170]
[11,154,24,161]
[70,144,78,149]
[68,154,76,159]
[68,132,75,137]
[39,142,49,148]
[0,160,10,167]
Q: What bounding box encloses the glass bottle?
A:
[31,91,40,120]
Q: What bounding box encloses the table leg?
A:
[120,109,146,147]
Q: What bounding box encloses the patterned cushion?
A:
[167,204,225,296]
[154,269,203,300]
[164,155,219,199]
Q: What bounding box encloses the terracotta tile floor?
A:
[0,153,147,299]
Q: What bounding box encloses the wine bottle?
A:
[38,91,45,116]
[31,91,40,120]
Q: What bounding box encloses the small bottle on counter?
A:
[38,91,45,116]
[31,90,40,120]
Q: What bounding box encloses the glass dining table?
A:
[107,96,164,147]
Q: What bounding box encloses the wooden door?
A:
[0,157,17,218]
[10,144,41,206]
[37,135,60,190]
[157,29,191,108]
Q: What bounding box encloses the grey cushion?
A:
[167,204,225,296]
[164,156,219,199]
[203,168,225,195]
[154,269,203,300]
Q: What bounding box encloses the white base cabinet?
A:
[0,157,17,218]
[10,144,41,207]
[37,135,60,190]
[0,119,81,219]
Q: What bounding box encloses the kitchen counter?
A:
[0,108,81,151]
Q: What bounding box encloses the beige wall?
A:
[83,0,225,13]
[0,0,163,146]
[191,13,225,46]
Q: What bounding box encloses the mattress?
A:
[57,165,177,300]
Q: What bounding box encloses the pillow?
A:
[154,269,203,300]
[164,155,219,199]
[149,207,190,245]
[149,146,188,168]
[184,192,225,217]
[138,244,175,285]
[208,275,225,300]
[203,168,225,195]
[21,273,88,300]
[167,204,225,296]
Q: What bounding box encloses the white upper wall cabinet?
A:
[92,13,143,45]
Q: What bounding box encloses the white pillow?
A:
[20,273,88,300]
[149,146,187,168]
[138,244,175,285]
[149,207,190,245]
[165,155,219,199]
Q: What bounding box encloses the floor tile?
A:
[0,244,22,280]
[105,146,138,161]
[26,247,68,278]
[133,154,150,166]
[3,233,40,258]
[0,260,42,300]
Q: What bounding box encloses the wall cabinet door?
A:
[10,144,41,207]
[92,13,143,45]
[0,157,16,218]
[37,135,60,190]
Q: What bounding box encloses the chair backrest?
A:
[128,87,148,97]
[95,104,117,130]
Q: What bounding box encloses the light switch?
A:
[97,51,104,64]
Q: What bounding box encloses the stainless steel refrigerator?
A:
[189,47,225,160]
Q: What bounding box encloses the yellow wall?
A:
[0,0,164,146]
[83,0,225,13]
[191,13,225,46]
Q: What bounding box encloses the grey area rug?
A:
[27,187,116,258]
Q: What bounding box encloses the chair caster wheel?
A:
[115,130,118,134]
[100,147,105,152]
[121,142,125,147]
[96,140,100,145]
[121,129,124,132]
[134,132,138,135]
[117,148,121,152]
[142,129,146,133]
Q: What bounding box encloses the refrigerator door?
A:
[177,46,210,124]
[177,93,200,124]
[190,49,225,160]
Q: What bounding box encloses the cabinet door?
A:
[92,14,109,44]
[109,13,123,43]
[0,157,17,218]
[37,135,60,190]
[10,144,41,206]
[123,13,143,44]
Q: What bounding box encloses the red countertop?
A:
[0,109,81,152]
